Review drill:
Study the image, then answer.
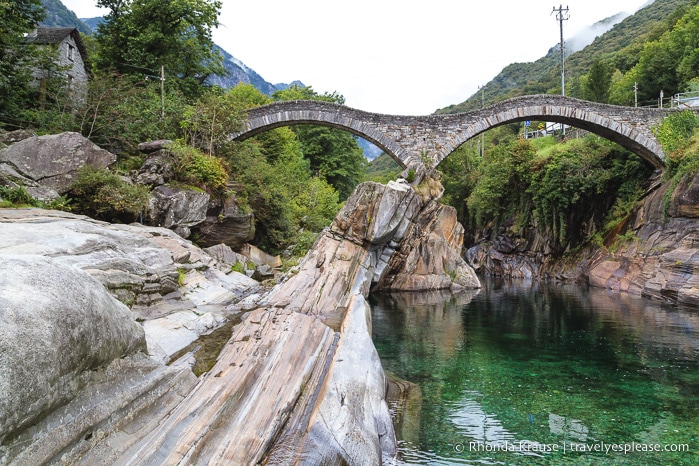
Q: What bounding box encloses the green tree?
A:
[582,60,612,103]
[78,72,187,154]
[95,0,225,98]
[273,85,365,199]
[180,86,246,155]
[466,138,535,228]
[0,0,45,121]
[627,5,699,103]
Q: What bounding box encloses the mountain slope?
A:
[40,0,92,34]
[206,46,304,95]
[437,0,692,114]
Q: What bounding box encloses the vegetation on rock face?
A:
[654,112,699,217]
[440,135,653,251]
[68,166,150,222]
[167,140,229,195]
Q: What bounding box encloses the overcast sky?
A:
[61,0,651,115]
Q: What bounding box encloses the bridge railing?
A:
[674,91,699,109]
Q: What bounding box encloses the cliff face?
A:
[465,174,699,307]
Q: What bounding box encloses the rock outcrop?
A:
[0,255,145,445]
[192,189,256,248]
[0,132,116,200]
[586,180,699,306]
[0,179,479,464]
[465,175,699,307]
[147,184,210,238]
[0,208,261,464]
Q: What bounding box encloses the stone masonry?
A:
[234,95,699,174]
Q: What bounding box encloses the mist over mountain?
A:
[436,0,688,114]
[566,12,628,53]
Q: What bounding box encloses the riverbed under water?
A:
[370,278,699,465]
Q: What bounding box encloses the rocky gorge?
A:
[1,126,698,464]
[465,172,699,308]
[0,131,479,465]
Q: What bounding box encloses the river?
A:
[370,278,699,465]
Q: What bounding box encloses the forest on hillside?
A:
[438,0,699,113]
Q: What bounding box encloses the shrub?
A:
[406,168,416,183]
[653,111,698,160]
[0,185,34,205]
[69,166,150,222]
[167,140,229,195]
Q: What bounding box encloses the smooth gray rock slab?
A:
[0,254,146,444]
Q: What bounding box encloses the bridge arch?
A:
[433,95,670,169]
[233,101,415,169]
[233,96,682,173]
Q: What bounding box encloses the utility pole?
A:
[552,5,569,137]
[552,5,569,96]
[160,65,165,120]
[478,85,485,157]
[634,82,638,107]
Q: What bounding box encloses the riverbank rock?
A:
[0,179,479,464]
[0,208,259,358]
[0,132,116,200]
[78,181,477,465]
[464,174,699,308]
[193,191,256,248]
[147,184,210,238]
[586,180,699,306]
[0,255,146,446]
[0,208,260,464]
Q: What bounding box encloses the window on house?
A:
[68,44,75,62]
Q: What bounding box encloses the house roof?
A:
[25,27,91,75]
[25,27,78,45]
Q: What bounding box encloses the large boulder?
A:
[0,132,116,200]
[669,172,699,218]
[0,254,146,444]
[133,146,175,187]
[193,192,255,248]
[148,184,210,238]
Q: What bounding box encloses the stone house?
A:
[25,27,90,104]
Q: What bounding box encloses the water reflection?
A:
[371,278,699,465]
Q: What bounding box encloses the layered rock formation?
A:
[587,177,699,306]
[0,179,479,464]
[465,174,699,307]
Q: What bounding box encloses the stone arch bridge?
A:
[233,95,693,173]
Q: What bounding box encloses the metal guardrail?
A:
[674,91,699,109]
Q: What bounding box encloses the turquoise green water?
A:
[370,279,699,465]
